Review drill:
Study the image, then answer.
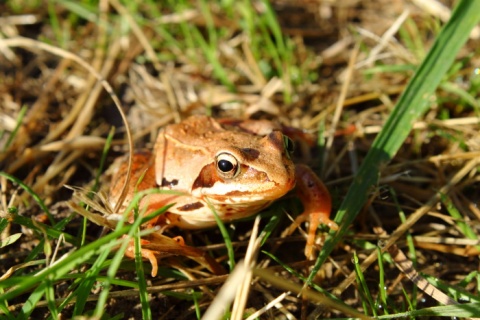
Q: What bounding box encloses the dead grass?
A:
[1,0,480,319]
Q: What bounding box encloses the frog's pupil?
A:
[218,159,234,172]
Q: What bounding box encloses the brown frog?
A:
[109,115,337,276]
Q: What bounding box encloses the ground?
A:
[1,0,480,319]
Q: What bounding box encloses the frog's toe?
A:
[141,248,159,277]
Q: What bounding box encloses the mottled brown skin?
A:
[109,115,337,276]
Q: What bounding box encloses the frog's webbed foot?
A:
[284,164,338,259]
[124,239,160,277]
[135,233,226,276]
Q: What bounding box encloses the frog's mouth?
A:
[193,174,295,202]
[198,178,296,206]
[170,197,276,230]
[192,162,296,201]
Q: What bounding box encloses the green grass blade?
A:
[134,225,152,320]
[0,217,8,233]
[2,105,27,152]
[392,187,418,310]
[0,226,131,301]
[0,233,22,248]
[424,273,480,304]
[442,195,480,250]
[0,303,12,317]
[45,279,59,319]
[258,206,282,246]
[210,202,235,271]
[71,276,97,316]
[92,126,115,193]
[54,0,98,23]
[375,302,480,318]
[190,26,235,91]
[0,172,55,225]
[353,251,376,316]
[260,0,285,55]
[18,283,46,319]
[92,192,172,317]
[71,246,115,316]
[440,81,480,112]
[10,214,78,246]
[309,0,480,284]
[199,0,218,46]
[376,247,388,314]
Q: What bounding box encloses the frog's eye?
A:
[216,152,240,179]
[283,136,295,156]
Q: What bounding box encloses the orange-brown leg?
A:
[110,151,225,276]
[284,164,338,259]
[124,238,159,277]
[142,232,227,276]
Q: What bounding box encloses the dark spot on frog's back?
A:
[240,148,260,161]
[178,202,204,211]
[161,177,179,188]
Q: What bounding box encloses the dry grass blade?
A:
[335,157,480,293]
[202,216,262,319]
[201,261,248,319]
[412,0,480,38]
[312,0,480,285]
[0,36,134,213]
[323,42,359,176]
[388,244,458,305]
[108,0,162,73]
[252,268,372,319]
[231,216,262,319]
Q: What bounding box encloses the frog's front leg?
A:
[139,232,227,276]
[122,194,227,277]
[124,238,160,277]
[284,164,338,259]
[110,152,225,276]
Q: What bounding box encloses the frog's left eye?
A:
[283,136,295,156]
[216,152,240,179]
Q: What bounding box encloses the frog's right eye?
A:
[283,136,295,156]
[216,152,240,179]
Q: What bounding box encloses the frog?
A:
[108,115,337,276]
